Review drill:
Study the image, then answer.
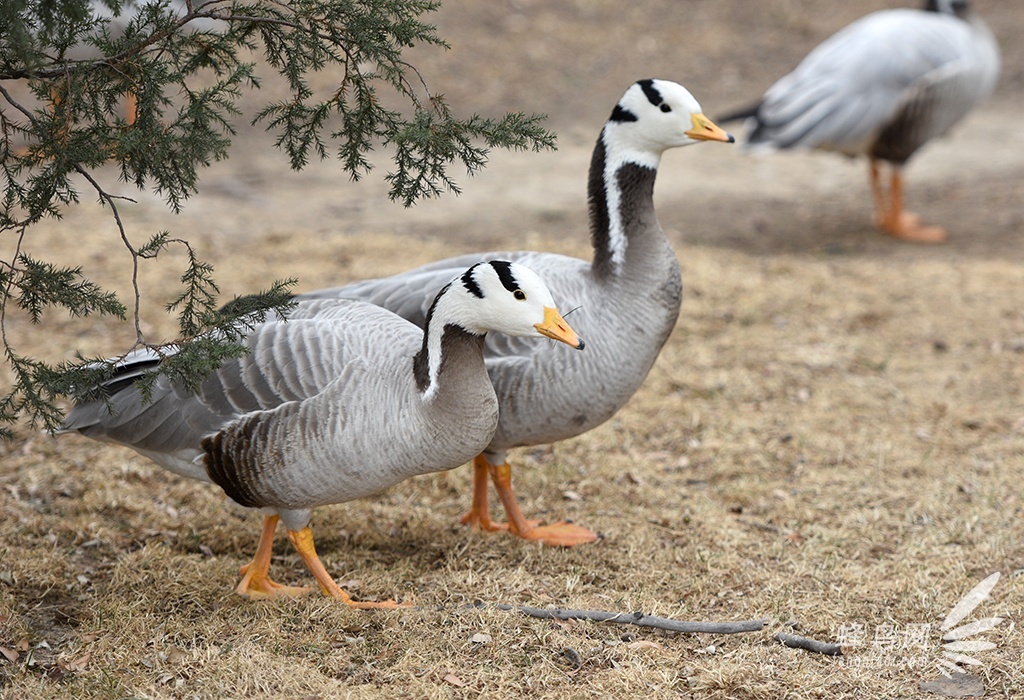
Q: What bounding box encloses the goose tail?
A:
[715,102,762,124]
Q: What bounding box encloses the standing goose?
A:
[719,0,999,243]
[301,79,734,546]
[60,261,583,607]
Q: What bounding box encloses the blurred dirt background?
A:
[1,1,1023,697]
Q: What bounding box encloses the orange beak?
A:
[685,113,735,143]
[535,307,585,350]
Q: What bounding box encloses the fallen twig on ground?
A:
[773,631,844,655]
[493,604,767,634]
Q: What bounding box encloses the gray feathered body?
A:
[743,7,999,163]
[310,250,679,455]
[62,299,498,517]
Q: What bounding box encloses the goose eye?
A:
[513,289,526,301]
[660,104,672,113]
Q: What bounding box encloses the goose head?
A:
[605,79,734,161]
[416,261,583,398]
[433,260,584,349]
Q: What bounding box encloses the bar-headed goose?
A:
[301,79,733,546]
[60,261,583,607]
[719,0,999,243]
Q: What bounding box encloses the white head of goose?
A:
[60,261,582,607]
[300,79,733,547]
[718,0,1000,243]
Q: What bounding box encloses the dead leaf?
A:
[0,646,18,663]
[470,633,492,644]
[16,639,29,652]
[552,617,577,630]
[166,646,187,664]
[443,672,465,687]
[63,653,90,672]
[920,673,985,697]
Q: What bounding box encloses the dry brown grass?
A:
[2,1,1023,697]
[3,225,1021,698]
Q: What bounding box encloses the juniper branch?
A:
[0,0,555,434]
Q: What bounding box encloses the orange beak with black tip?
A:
[535,307,585,350]
[685,113,735,143]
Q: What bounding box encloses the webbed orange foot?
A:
[236,565,312,600]
[511,521,601,547]
[461,509,542,533]
[235,514,310,599]
[878,211,947,244]
[286,526,412,609]
[489,460,598,547]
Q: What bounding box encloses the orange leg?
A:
[235,514,311,599]
[285,526,410,609]
[459,454,530,532]
[123,91,138,126]
[870,161,947,243]
[459,454,599,547]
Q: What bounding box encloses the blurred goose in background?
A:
[301,79,733,546]
[63,1,228,123]
[719,0,999,243]
[60,261,583,607]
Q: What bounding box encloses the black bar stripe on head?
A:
[638,79,663,107]
[489,260,520,293]
[609,104,638,122]
[461,263,485,298]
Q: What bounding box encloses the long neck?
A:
[587,131,661,279]
[413,307,489,403]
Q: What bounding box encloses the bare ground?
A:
[1,1,1023,698]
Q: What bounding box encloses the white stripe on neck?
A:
[422,327,443,402]
[601,131,662,274]
[420,292,469,403]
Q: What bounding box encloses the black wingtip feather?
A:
[715,102,763,124]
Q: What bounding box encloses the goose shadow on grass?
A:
[657,169,1024,263]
